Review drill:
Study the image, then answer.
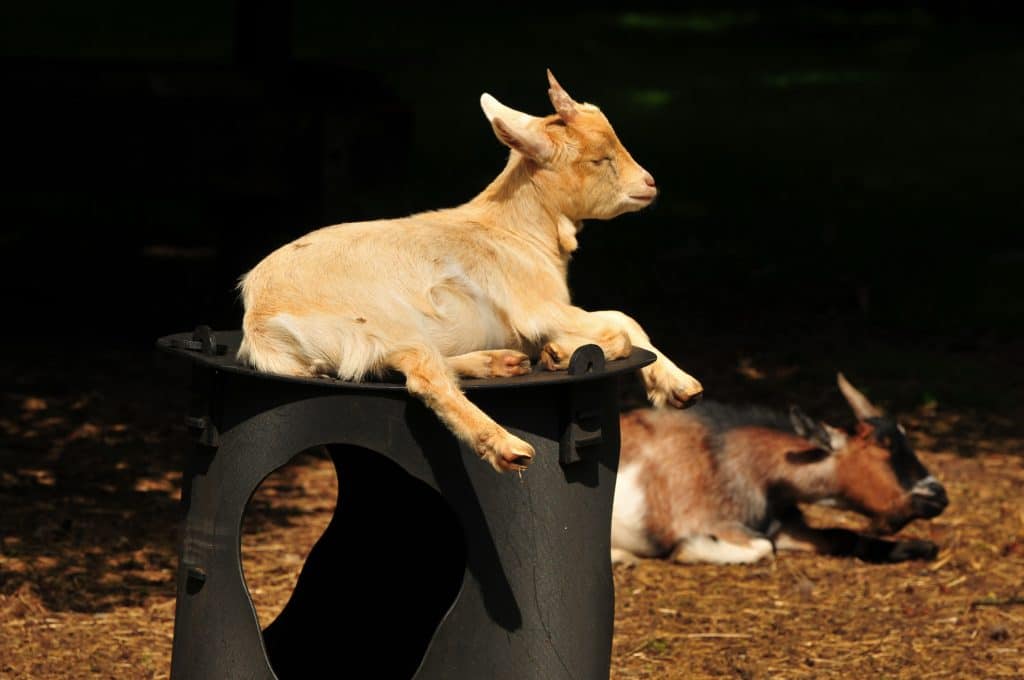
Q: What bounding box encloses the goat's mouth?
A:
[911,495,949,519]
[910,481,949,518]
[628,192,656,203]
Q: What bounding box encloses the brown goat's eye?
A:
[590,156,613,166]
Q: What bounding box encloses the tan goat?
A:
[237,70,703,472]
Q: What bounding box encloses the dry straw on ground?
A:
[1,349,1021,679]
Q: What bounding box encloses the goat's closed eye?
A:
[590,156,613,166]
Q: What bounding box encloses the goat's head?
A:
[480,70,656,221]
[790,374,948,535]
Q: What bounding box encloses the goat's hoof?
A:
[484,433,535,473]
[673,389,704,409]
[488,350,532,377]
[645,364,704,409]
[638,360,704,409]
[540,342,569,371]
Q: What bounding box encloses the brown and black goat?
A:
[612,374,948,564]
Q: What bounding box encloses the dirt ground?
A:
[1,345,1022,679]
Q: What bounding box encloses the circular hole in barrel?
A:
[242,444,466,679]
[241,447,337,630]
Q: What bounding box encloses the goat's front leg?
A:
[388,346,534,472]
[590,310,702,408]
[539,329,632,371]
[540,307,702,408]
[446,349,531,379]
[671,523,775,564]
[773,510,938,563]
[535,305,634,370]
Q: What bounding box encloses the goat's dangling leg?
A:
[388,346,534,472]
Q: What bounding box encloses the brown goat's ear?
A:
[837,372,883,421]
[480,93,554,162]
[789,405,836,451]
[546,69,579,123]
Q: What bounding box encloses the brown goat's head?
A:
[480,70,657,221]
[792,374,948,535]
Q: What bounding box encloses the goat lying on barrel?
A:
[612,374,948,564]
[237,71,703,473]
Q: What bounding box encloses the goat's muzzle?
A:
[910,477,949,519]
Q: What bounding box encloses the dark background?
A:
[2,1,1022,422]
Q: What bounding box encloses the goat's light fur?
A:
[238,70,703,472]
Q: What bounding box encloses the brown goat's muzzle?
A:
[870,480,948,536]
[910,479,949,519]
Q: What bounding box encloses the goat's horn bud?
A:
[546,69,578,122]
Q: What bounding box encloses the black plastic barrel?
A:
[158,326,654,679]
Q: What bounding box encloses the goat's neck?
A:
[469,154,580,264]
[769,445,840,505]
[727,434,840,506]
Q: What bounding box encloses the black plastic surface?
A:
[159,328,655,680]
[157,329,655,391]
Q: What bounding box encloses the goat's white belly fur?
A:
[611,463,658,557]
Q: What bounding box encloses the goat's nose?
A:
[644,172,656,188]
[915,477,947,500]
[911,477,949,517]
[927,481,949,508]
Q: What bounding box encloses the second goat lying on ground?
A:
[237,71,703,472]
[612,374,948,564]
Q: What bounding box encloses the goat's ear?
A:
[789,405,836,451]
[789,405,817,438]
[546,69,579,123]
[480,93,554,162]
